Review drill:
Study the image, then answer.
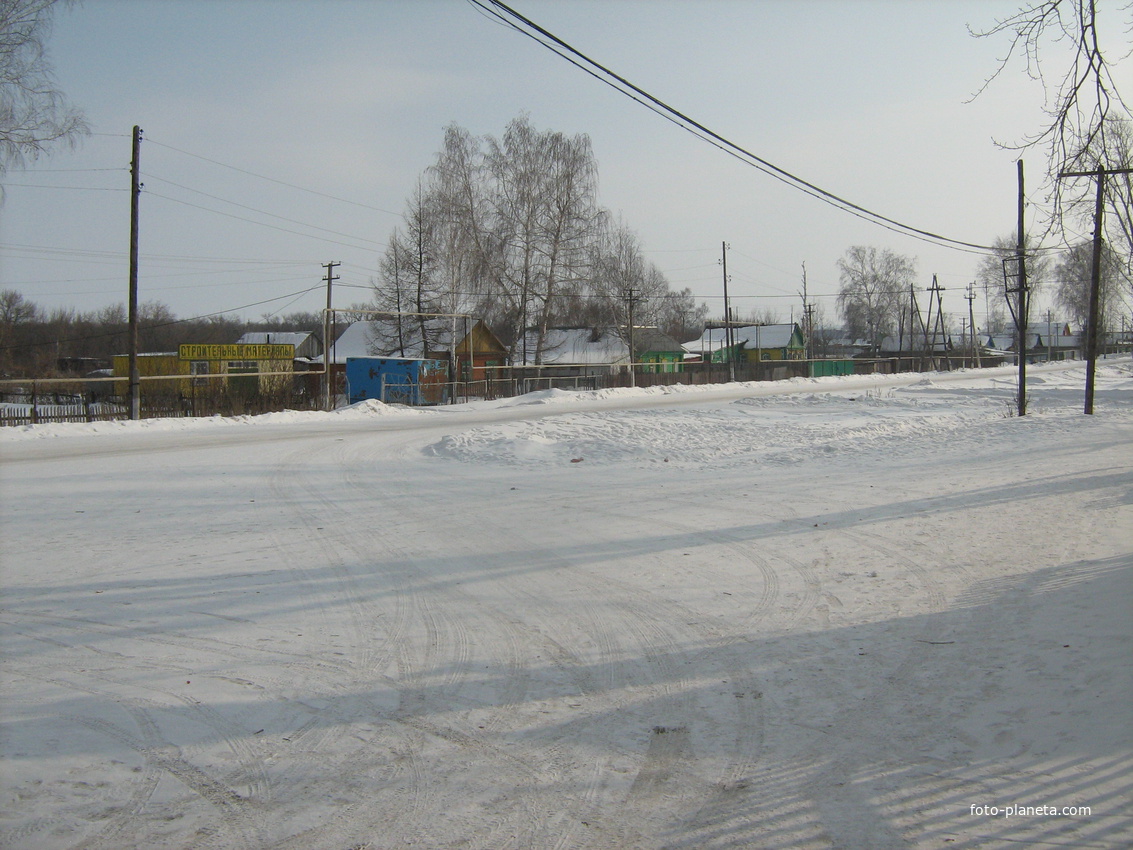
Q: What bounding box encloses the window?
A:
[190,360,209,387]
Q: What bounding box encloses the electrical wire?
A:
[144,137,403,217]
[142,172,386,248]
[0,286,326,353]
[0,183,125,192]
[469,0,1001,255]
[144,190,385,253]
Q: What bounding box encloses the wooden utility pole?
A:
[128,126,142,420]
[626,287,640,388]
[799,262,812,360]
[966,283,980,367]
[721,242,735,382]
[925,275,948,370]
[1058,165,1133,414]
[322,261,340,411]
[1015,161,1028,417]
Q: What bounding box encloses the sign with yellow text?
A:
[179,344,295,361]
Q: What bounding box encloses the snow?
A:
[2,360,1131,848]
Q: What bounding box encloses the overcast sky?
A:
[2,0,1126,332]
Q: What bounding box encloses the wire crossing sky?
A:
[471,0,1000,253]
[3,0,1125,325]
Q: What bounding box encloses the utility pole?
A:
[926,274,947,371]
[625,287,640,388]
[1058,165,1133,414]
[1046,309,1054,364]
[322,261,340,411]
[909,284,926,371]
[721,242,734,383]
[128,126,142,420]
[1017,160,1028,416]
[966,283,980,367]
[799,262,811,360]
[1002,160,1029,417]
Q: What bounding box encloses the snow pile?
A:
[427,365,1131,468]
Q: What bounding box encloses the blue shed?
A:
[345,357,449,406]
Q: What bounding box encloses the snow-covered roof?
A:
[986,330,1080,351]
[316,320,501,364]
[633,328,685,354]
[518,328,629,366]
[684,323,800,354]
[236,331,312,347]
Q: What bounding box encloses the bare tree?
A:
[743,306,783,325]
[1054,240,1129,330]
[588,222,651,331]
[836,246,917,354]
[482,116,602,361]
[657,287,709,343]
[973,233,1053,328]
[375,115,706,356]
[0,0,87,176]
[370,180,447,356]
[429,124,492,322]
[1063,115,1133,281]
[969,1,1132,235]
[0,287,38,373]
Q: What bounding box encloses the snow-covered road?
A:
[2,362,1131,848]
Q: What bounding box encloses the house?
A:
[683,323,805,363]
[633,328,686,373]
[449,321,510,383]
[321,319,509,386]
[517,327,630,376]
[877,332,953,355]
[112,342,295,400]
[986,322,1080,361]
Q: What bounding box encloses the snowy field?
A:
[1,361,1131,849]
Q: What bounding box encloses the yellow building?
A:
[113,344,295,398]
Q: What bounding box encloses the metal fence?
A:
[0,355,1002,427]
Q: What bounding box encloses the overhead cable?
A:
[144,137,403,217]
[470,0,999,254]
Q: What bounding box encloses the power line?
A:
[144,137,403,217]
[0,286,325,353]
[144,190,385,252]
[469,0,1000,254]
[0,242,319,267]
[0,183,125,192]
[142,172,387,248]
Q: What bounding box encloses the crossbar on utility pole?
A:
[1058,165,1133,414]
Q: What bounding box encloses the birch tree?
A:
[0,0,87,176]
[836,246,917,354]
[482,116,601,362]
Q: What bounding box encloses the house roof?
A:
[518,328,629,366]
[878,334,952,353]
[684,323,802,353]
[986,329,1080,350]
[317,319,504,364]
[633,328,684,354]
[236,331,312,347]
